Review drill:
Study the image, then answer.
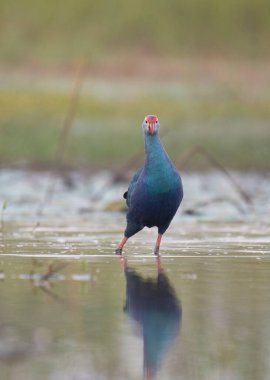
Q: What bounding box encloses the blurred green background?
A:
[1,0,270,171]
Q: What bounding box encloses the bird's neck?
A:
[144,133,167,165]
[143,132,178,193]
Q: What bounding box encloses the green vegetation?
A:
[1,0,270,65]
[1,77,270,171]
[1,0,270,170]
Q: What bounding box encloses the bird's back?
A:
[125,167,143,207]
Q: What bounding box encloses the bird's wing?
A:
[123,168,143,207]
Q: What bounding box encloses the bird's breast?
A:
[143,162,181,196]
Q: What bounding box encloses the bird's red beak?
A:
[148,123,155,135]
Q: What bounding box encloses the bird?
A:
[115,115,183,256]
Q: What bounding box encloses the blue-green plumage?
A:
[125,167,143,208]
[116,115,183,255]
[124,123,183,238]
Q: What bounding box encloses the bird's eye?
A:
[156,120,158,124]
[145,120,148,123]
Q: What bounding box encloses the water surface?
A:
[0,170,270,379]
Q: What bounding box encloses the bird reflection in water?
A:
[122,257,181,380]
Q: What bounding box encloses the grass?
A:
[1,0,270,65]
[1,0,270,171]
[1,0,270,174]
[1,75,270,171]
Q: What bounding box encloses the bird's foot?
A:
[115,248,123,256]
[115,237,128,256]
[154,247,160,256]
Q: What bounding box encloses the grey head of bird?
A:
[142,115,160,136]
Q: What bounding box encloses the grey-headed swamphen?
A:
[115,115,183,255]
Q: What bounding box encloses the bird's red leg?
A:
[154,233,162,256]
[115,236,128,255]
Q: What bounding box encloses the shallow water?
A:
[0,170,270,379]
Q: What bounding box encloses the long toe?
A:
[115,248,123,256]
[154,247,160,256]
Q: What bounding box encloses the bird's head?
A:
[142,115,160,136]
